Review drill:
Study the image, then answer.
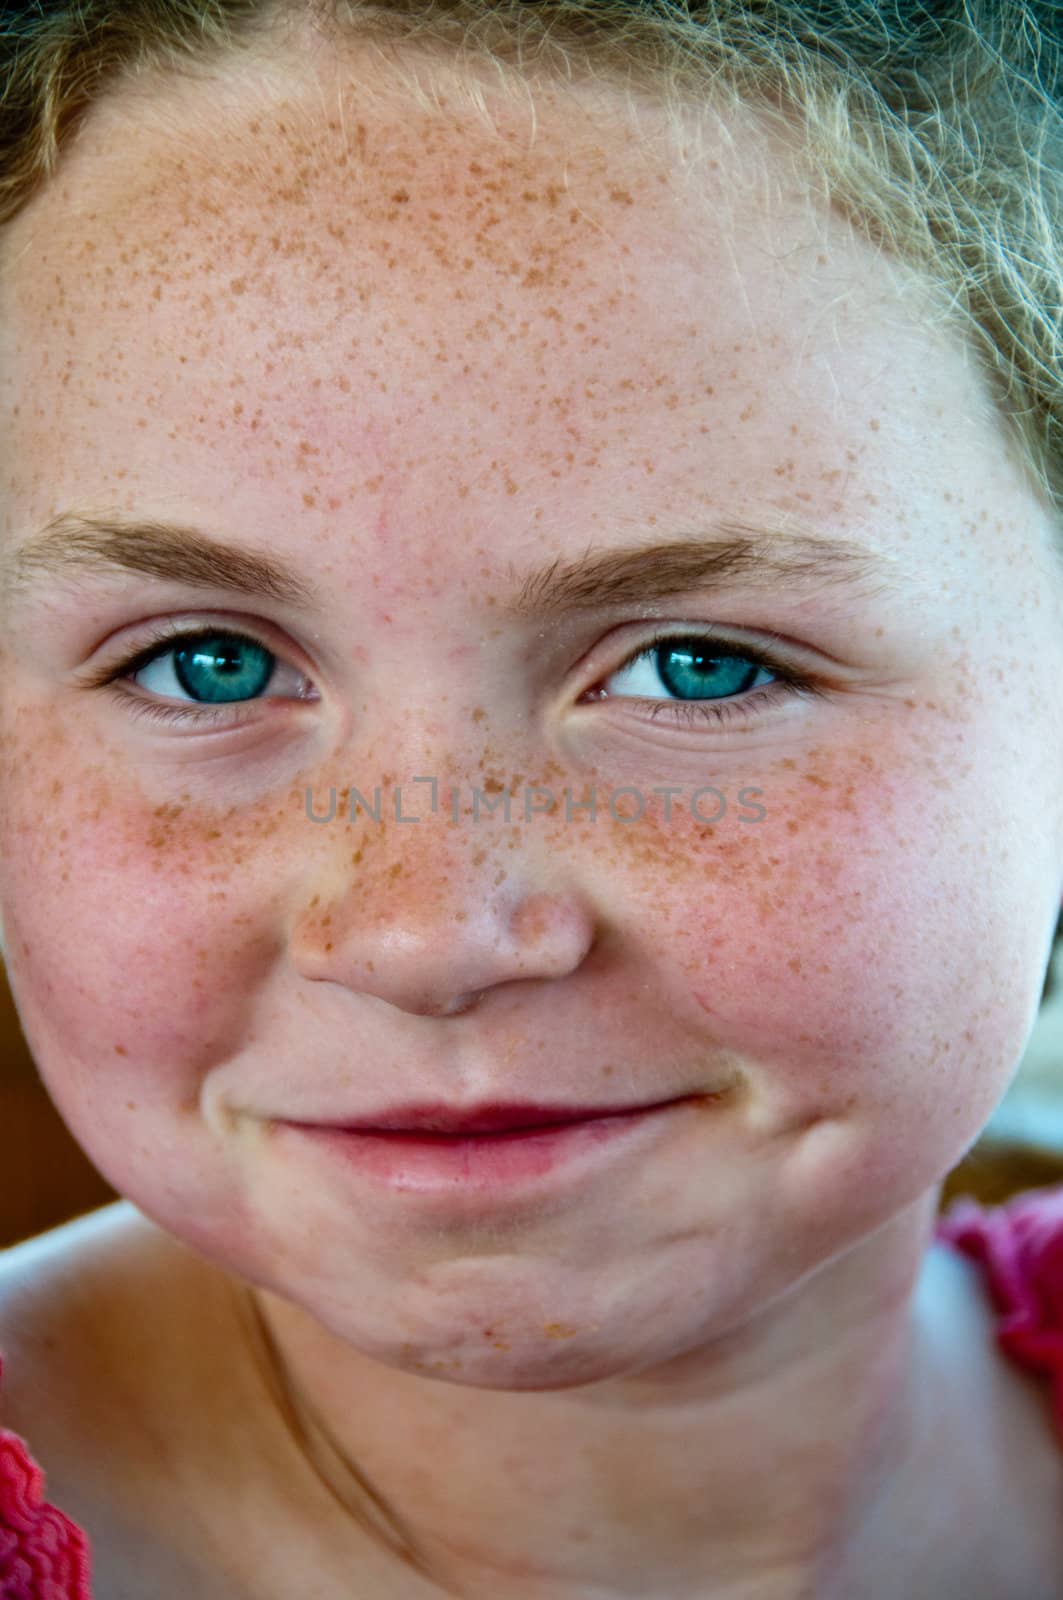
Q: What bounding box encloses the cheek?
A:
[0,715,297,1098]
[579,741,1044,1143]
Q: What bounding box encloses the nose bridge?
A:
[358,778,515,920]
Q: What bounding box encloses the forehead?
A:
[0,37,923,371]
[0,36,1029,589]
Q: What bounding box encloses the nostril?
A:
[438,989,486,1018]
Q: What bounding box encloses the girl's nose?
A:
[291,825,597,1019]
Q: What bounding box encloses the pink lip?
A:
[277,1099,702,1197]
[309,1100,674,1135]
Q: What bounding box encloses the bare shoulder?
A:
[0,1203,256,1597]
[0,1197,258,1456]
[1,1203,148,1426]
[0,1197,174,1309]
[0,1201,214,1441]
[0,1208,411,1599]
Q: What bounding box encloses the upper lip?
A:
[303,1100,674,1134]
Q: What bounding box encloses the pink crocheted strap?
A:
[0,1430,48,1531]
[935,1185,1063,1325]
[0,1375,93,1600]
[935,1183,1063,1437]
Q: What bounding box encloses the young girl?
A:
[1,0,1061,1595]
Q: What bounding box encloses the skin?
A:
[1,25,1062,1600]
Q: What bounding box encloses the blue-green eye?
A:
[596,631,824,730]
[609,638,773,701]
[149,632,274,704]
[97,625,313,726]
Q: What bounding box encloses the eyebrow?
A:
[505,518,899,618]
[2,510,900,619]
[4,512,317,610]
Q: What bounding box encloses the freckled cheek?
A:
[0,785,280,1080]
[576,768,1029,1112]
[601,796,893,1029]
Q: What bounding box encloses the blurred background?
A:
[3,939,1063,1249]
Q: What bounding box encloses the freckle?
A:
[115,1045,128,1056]
[869,418,880,431]
[366,959,374,973]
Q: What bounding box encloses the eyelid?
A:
[591,620,815,683]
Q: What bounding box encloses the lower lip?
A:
[279,1102,691,1195]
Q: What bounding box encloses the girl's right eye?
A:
[89,625,315,727]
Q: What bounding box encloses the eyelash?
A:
[87,621,827,730]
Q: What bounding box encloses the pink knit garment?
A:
[934,1181,1063,1439]
[0,1356,91,1600]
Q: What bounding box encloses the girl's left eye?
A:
[588,629,827,730]
[90,625,313,727]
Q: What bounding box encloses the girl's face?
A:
[0,48,1060,1383]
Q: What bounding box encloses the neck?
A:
[233,1190,1003,1599]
